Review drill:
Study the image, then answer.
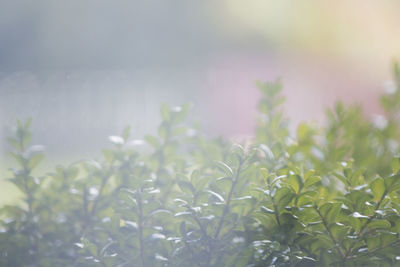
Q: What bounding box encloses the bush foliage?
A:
[2,65,400,266]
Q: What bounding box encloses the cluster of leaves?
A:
[1,65,400,266]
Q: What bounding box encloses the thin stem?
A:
[203,160,243,267]
[90,173,110,217]
[315,206,345,261]
[214,159,243,240]
[271,199,281,226]
[267,178,281,227]
[358,192,386,236]
[344,191,387,259]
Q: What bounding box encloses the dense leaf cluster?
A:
[1,64,400,266]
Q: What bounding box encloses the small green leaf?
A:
[214,161,234,177]
[178,181,195,194]
[7,137,20,151]
[297,191,317,206]
[304,175,321,188]
[205,189,225,203]
[258,144,274,161]
[385,173,400,193]
[287,174,303,194]
[319,202,341,223]
[28,154,44,170]
[171,104,191,124]
[367,220,391,230]
[351,212,369,219]
[370,177,385,201]
[275,187,295,211]
[261,206,275,214]
[145,135,160,148]
[330,222,349,240]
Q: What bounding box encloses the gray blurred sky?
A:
[0,0,254,70]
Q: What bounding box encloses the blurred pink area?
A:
[202,52,385,137]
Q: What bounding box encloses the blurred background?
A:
[1,0,400,202]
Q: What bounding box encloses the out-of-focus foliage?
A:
[1,65,400,266]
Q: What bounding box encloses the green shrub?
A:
[1,64,400,266]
